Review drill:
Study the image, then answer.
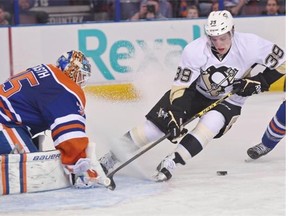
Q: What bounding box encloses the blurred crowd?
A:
[0,0,285,25]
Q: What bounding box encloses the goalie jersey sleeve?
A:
[170,32,286,107]
[0,64,88,165]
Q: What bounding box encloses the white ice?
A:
[0,67,286,216]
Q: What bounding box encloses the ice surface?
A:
[0,63,285,216]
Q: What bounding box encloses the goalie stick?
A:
[106,88,240,190]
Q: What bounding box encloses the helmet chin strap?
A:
[211,45,232,61]
[211,45,218,53]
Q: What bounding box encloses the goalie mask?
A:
[56,50,91,88]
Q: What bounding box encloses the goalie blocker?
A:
[0,150,70,195]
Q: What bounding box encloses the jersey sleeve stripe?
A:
[53,131,87,147]
[0,96,22,123]
[0,100,13,120]
[50,114,85,131]
[52,123,85,138]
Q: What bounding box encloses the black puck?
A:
[216,171,228,176]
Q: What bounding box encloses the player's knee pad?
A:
[213,101,241,138]
[217,115,239,137]
[191,110,225,147]
[129,120,165,148]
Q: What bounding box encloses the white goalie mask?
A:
[205,10,234,37]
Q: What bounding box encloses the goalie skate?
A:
[153,153,176,182]
[247,143,272,160]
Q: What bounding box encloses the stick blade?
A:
[107,177,116,190]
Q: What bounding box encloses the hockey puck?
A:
[216,171,228,176]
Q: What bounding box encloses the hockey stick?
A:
[106,88,239,190]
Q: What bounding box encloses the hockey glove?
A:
[167,106,188,144]
[233,73,269,97]
[64,158,110,189]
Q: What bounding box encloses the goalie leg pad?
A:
[0,150,70,195]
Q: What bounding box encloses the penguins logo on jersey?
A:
[201,66,238,96]
[157,107,169,119]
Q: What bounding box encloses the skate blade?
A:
[244,157,256,163]
[152,172,168,182]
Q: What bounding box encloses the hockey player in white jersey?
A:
[100,10,286,181]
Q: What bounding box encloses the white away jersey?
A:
[173,32,286,106]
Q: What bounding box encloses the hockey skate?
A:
[99,151,119,174]
[153,153,177,182]
[247,143,272,159]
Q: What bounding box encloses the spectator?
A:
[211,0,219,11]
[0,5,10,25]
[198,0,214,16]
[199,0,246,16]
[186,5,200,18]
[261,0,282,15]
[224,0,246,16]
[159,0,172,18]
[18,0,31,11]
[91,0,113,21]
[241,0,262,16]
[0,0,11,10]
[18,0,48,24]
[177,0,197,18]
[130,0,166,21]
[120,0,141,20]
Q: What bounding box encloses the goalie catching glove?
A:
[233,73,269,97]
[167,105,188,143]
[64,158,111,189]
